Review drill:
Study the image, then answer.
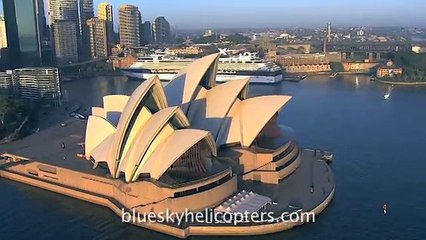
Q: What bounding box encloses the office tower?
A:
[1,0,45,67]
[98,2,114,52]
[47,0,54,25]
[323,38,327,53]
[35,0,54,66]
[47,0,57,25]
[0,16,7,49]
[48,0,80,60]
[13,67,61,105]
[141,21,152,45]
[52,20,78,65]
[327,23,331,43]
[36,0,48,41]
[79,0,94,59]
[119,4,141,47]
[48,0,79,24]
[138,11,143,46]
[87,17,108,59]
[153,16,171,44]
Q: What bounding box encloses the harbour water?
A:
[1,75,426,240]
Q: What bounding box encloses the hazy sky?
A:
[92,0,426,29]
[1,1,424,29]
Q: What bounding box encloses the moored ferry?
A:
[121,52,283,83]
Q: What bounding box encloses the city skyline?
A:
[86,0,426,29]
[0,1,424,29]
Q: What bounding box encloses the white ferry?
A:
[121,52,283,84]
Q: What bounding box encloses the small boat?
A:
[321,152,333,163]
[384,86,392,100]
[297,75,307,80]
[76,113,86,120]
[329,72,338,78]
[71,112,86,120]
[384,93,390,99]
[369,75,377,81]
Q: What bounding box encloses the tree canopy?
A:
[0,97,38,139]
[225,34,251,44]
[394,51,426,80]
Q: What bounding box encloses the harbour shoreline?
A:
[375,78,426,86]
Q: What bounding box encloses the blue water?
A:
[1,75,426,240]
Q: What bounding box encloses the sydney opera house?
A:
[0,54,335,238]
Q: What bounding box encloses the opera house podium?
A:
[0,54,335,238]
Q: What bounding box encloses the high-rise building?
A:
[35,0,53,66]
[87,17,107,59]
[79,0,94,59]
[1,0,45,67]
[98,2,114,52]
[119,4,140,48]
[0,16,7,49]
[52,20,78,65]
[138,11,143,47]
[141,21,152,45]
[36,0,48,41]
[47,0,54,25]
[327,23,332,43]
[13,67,61,105]
[153,16,171,44]
[48,0,79,24]
[48,0,80,60]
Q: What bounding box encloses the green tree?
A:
[225,34,250,44]
[394,51,426,81]
[0,97,39,139]
[330,62,344,72]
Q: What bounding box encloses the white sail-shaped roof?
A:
[103,95,130,125]
[165,53,220,109]
[91,107,105,119]
[138,129,217,180]
[187,78,250,140]
[238,96,292,147]
[216,96,292,147]
[85,115,116,157]
[110,76,168,177]
[119,106,153,170]
[217,98,242,146]
[84,53,293,183]
[181,53,219,103]
[91,134,115,175]
[118,107,190,182]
